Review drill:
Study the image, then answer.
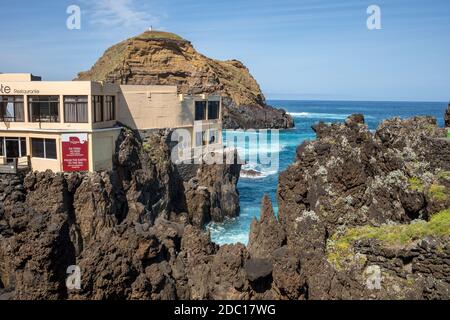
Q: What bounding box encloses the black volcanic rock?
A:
[244,258,273,282]
[445,102,450,127]
[248,195,285,259]
[1,115,449,300]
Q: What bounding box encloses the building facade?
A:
[0,73,222,173]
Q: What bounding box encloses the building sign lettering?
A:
[62,133,89,172]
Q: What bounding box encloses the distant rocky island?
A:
[76,31,294,130]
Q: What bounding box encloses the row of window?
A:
[0,137,57,160]
[0,95,115,123]
[195,101,220,121]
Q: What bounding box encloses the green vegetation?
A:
[437,171,450,180]
[335,209,449,245]
[408,173,449,201]
[429,184,449,201]
[327,209,450,269]
[408,177,424,192]
[142,141,152,153]
[137,31,184,41]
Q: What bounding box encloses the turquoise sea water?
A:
[208,100,448,245]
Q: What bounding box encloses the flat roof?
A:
[0,73,41,82]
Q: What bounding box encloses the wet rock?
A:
[248,195,285,258]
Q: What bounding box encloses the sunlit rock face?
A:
[76,31,293,130]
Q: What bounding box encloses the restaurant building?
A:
[0,73,222,173]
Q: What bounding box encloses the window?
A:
[93,96,104,122]
[195,101,207,121]
[64,96,88,123]
[1,137,26,159]
[195,130,208,147]
[29,96,59,122]
[0,96,24,122]
[207,101,220,120]
[104,96,115,121]
[209,129,219,144]
[31,138,57,159]
[21,138,27,157]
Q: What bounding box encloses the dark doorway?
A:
[5,139,19,162]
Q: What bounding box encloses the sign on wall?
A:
[61,133,89,172]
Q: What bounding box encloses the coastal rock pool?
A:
[208,100,447,245]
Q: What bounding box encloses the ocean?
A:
[208,100,448,245]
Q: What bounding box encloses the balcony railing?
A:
[30,114,60,122]
[0,156,31,174]
[0,116,25,122]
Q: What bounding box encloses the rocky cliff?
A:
[1,115,449,300]
[76,31,294,130]
[445,103,450,127]
[0,128,241,299]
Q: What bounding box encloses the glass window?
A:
[0,137,4,156]
[207,101,220,120]
[209,129,219,144]
[31,138,57,159]
[45,139,56,159]
[0,96,24,122]
[195,101,206,121]
[31,138,44,158]
[29,96,59,122]
[195,131,203,147]
[64,96,88,123]
[93,96,103,122]
[20,138,27,156]
[104,96,115,121]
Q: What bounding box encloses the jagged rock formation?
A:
[75,31,294,130]
[445,103,450,127]
[0,115,448,300]
[273,115,450,299]
[184,157,241,228]
[0,128,241,299]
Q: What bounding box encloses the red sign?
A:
[62,133,89,172]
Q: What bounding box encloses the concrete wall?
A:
[118,85,189,129]
[0,73,40,81]
[91,129,121,171]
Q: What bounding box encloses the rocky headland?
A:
[76,31,294,130]
[1,113,449,300]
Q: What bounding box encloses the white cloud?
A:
[83,0,160,29]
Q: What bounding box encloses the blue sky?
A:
[0,0,449,101]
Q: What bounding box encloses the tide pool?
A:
[208,100,447,245]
